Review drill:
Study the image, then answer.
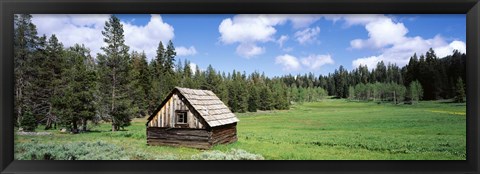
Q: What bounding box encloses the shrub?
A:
[15,141,179,160]
[15,141,126,160]
[20,111,37,131]
[100,131,145,139]
[191,149,264,160]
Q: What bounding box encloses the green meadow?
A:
[15,99,466,160]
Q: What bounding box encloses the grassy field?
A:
[14,99,466,160]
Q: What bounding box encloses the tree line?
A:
[14,14,466,132]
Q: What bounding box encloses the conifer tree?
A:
[43,35,66,129]
[247,82,259,112]
[129,51,150,117]
[97,15,133,131]
[20,109,37,131]
[148,41,167,114]
[182,60,196,88]
[163,40,178,94]
[56,44,98,132]
[14,14,39,126]
[258,85,274,110]
[455,77,466,103]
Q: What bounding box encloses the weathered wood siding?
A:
[148,92,205,129]
[147,123,237,149]
[210,123,237,145]
[146,127,212,149]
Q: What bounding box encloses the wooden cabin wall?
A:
[209,123,238,146]
[146,123,238,149]
[146,127,212,149]
[148,92,205,129]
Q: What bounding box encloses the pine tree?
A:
[374,61,387,83]
[455,77,466,103]
[20,109,37,131]
[290,84,299,102]
[154,41,166,76]
[193,65,205,89]
[333,66,348,98]
[404,53,418,87]
[28,35,50,128]
[42,35,66,130]
[138,52,151,115]
[217,79,229,105]
[164,40,176,74]
[204,64,220,92]
[56,44,98,132]
[14,14,39,126]
[163,40,178,93]
[97,15,133,131]
[258,85,274,110]
[128,51,149,117]
[148,41,167,114]
[182,59,196,88]
[247,82,259,112]
[233,72,248,112]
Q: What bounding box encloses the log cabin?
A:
[146,87,239,149]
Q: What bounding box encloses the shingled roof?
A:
[148,87,239,127]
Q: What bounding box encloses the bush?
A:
[191,149,264,160]
[15,141,125,160]
[20,111,37,131]
[100,131,145,139]
[15,141,178,160]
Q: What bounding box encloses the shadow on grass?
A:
[438,100,458,104]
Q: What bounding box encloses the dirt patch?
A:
[16,132,52,136]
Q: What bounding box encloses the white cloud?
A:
[434,40,466,58]
[275,54,301,71]
[122,14,174,60]
[342,14,387,26]
[32,14,175,61]
[300,54,334,70]
[277,35,289,47]
[352,36,466,70]
[236,43,265,58]
[322,14,467,69]
[294,27,320,45]
[218,14,286,44]
[276,53,334,71]
[218,14,287,58]
[189,62,198,74]
[288,14,322,29]
[218,14,325,58]
[349,17,408,49]
[176,46,197,56]
[350,39,364,49]
[352,55,383,70]
[32,14,110,57]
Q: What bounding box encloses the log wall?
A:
[147,127,211,149]
[146,123,237,149]
[210,123,238,145]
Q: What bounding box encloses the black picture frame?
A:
[1,0,479,173]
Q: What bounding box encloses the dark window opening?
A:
[177,111,187,124]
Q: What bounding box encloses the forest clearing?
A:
[13,14,467,160]
[15,99,466,160]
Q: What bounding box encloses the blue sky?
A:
[31,14,466,77]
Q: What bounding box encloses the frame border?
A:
[1,0,479,173]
